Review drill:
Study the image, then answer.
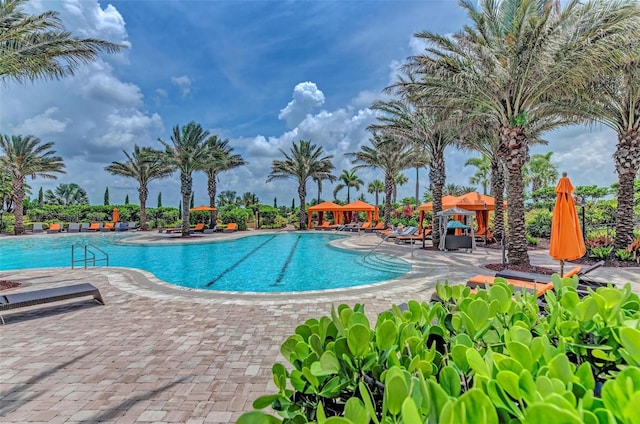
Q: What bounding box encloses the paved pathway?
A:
[1,231,639,423]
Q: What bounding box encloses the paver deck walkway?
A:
[1,231,639,423]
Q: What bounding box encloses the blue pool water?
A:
[0,232,411,292]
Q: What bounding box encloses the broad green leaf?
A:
[620,327,640,365]
[347,324,371,357]
[622,392,640,424]
[320,351,340,374]
[319,376,343,398]
[325,418,353,424]
[302,366,319,388]
[384,374,409,416]
[295,324,313,341]
[348,312,370,329]
[439,366,462,397]
[487,380,522,418]
[451,345,470,372]
[401,398,422,423]
[272,363,287,391]
[575,362,595,391]
[489,283,512,313]
[375,319,398,351]
[236,411,282,424]
[507,341,533,371]
[497,370,522,401]
[523,403,582,424]
[467,347,489,377]
[548,354,573,385]
[358,381,380,424]
[344,397,369,424]
[466,299,490,329]
[309,333,323,356]
[252,394,280,410]
[455,333,474,347]
[440,388,498,424]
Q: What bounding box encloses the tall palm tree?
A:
[0,0,125,83]
[218,190,239,207]
[333,169,363,203]
[0,134,65,234]
[267,140,335,230]
[575,52,640,250]
[464,156,491,195]
[367,179,384,209]
[525,152,558,202]
[405,0,640,266]
[393,173,409,204]
[202,135,245,225]
[105,145,173,231]
[158,122,210,237]
[44,183,88,206]
[370,98,458,247]
[347,133,416,226]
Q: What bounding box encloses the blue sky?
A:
[0,0,618,207]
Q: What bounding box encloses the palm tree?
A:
[105,145,173,230]
[524,152,558,202]
[0,0,125,83]
[405,0,640,266]
[218,190,239,207]
[575,52,640,250]
[347,133,416,226]
[464,156,491,195]
[267,140,335,230]
[158,122,210,237]
[367,179,384,209]
[0,134,65,234]
[202,136,245,225]
[333,169,363,203]
[370,98,458,247]
[44,183,88,206]
[393,173,409,204]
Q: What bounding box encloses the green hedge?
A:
[239,276,640,423]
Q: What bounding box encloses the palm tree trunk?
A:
[208,172,218,227]
[139,186,148,231]
[181,172,192,237]
[298,184,307,230]
[497,125,530,266]
[384,175,394,226]
[12,175,25,235]
[613,130,640,251]
[430,152,446,249]
[491,156,506,242]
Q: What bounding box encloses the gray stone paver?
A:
[1,231,640,423]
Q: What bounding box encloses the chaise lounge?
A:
[223,223,237,233]
[0,283,105,324]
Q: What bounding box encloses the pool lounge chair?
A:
[395,228,431,244]
[32,223,44,233]
[115,222,129,231]
[47,223,62,233]
[356,222,372,233]
[87,222,102,231]
[366,222,386,233]
[127,221,138,231]
[67,223,80,233]
[223,223,237,233]
[384,226,417,240]
[0,283,105,325]
[101,222,115,232]
[314,222,331,230]
[191,223,206,233]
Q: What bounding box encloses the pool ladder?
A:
[71,243,109,269]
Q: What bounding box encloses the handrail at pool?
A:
[71,243,109,269]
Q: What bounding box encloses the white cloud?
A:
[171,75,192,97]
[278,82,326,128]
[10,107,69,136]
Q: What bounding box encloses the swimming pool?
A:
[0,232,411,292]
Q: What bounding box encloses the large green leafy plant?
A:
[238,277,640,423]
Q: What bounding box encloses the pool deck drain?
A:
[1,230,639,423]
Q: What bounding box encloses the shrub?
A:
[525,208,552,238]
[239,278,640,423]
[219,207,249,230]
[589,246,613,259]
[615,248,634,261]
[525,233,538,246]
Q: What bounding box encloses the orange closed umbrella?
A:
[112,207,119,223]
[549,173,586,276]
